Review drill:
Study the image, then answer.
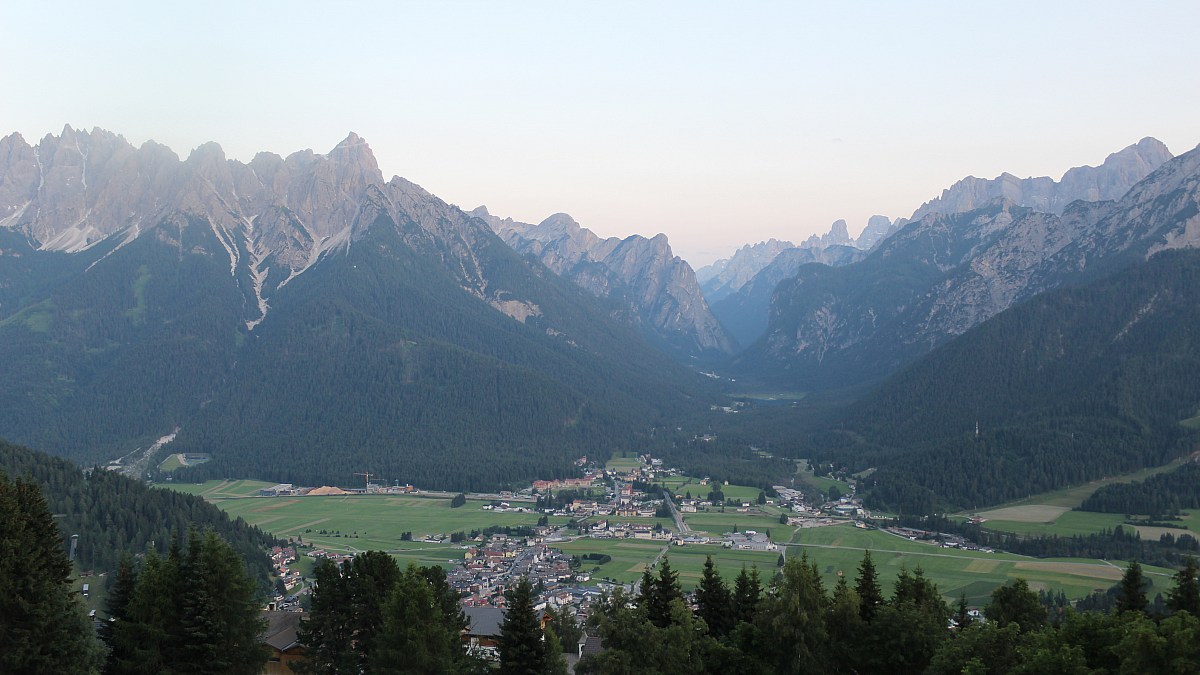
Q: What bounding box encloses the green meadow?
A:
[162,481,568,565]
[166,479,1181,604]
[786,525,1175,606]
[962,455,1198,539]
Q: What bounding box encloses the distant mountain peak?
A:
[487,209,735,357]
[910,138,1174,221]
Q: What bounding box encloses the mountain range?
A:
[811,247,1200,512]
[4,126,1199,508]
[732,137,1193,390]
[0,127,710,488]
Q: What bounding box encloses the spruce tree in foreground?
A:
[0,472,103,674]
[732,564,762,624]
[1168,556,1200,616]
[498,577,551,675]
[109,529,266,674]
[1117,560,1149,614]
[854,550,883,622]
[695,555,733,637]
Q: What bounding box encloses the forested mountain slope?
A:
[0,129,710,488]
[0,439,276,580]
[806,249,1200,513]
[734,140,1200,391]
[478,209,735,359]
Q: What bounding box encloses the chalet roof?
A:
[261,611,303,651]
[463,605,506,638]
[579,632,605,657]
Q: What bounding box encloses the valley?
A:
[165,453,1185,608]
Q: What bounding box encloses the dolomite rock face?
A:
[909,137,1173,221]
[0,128,563,330]
[736,138,1200,390]
[477,209,736,357]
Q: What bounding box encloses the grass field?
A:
[163,479,1181,604]
[162,481,569,564]
[157,454,185,472]
[164,479,275,498]
[967,455,1193,513]
[977,510,1127,537]
[684,510,787,538]
[960,455,1196,539]
[556,523,1175,605]
[653,475,764,503]
[605,455,643,471]
[786,524,1175,605]
[794,459,854,497]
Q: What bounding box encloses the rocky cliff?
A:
[477,209,736,358]
[908,137,1172,221]
[735,139,1200,390]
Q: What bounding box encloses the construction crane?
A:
[354,471,374,492]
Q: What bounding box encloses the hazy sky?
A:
[3,2,1198,266]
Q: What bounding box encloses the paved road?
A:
[660,488,690,534]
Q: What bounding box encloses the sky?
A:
[2,2,1198,267]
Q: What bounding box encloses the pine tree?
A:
[347,550,401,668]
[1117,560,1149,614]
[639,556,684,629]
[732,565,762,624]
[371,565,470,673]
[0,473,103,674]
[985,578,1044,631]
[826,575,864,671]
[758,553,829,674]
[296,559,358,673]
[695,555,733,637]
[954,592,973,630]
[1168,556,1200,616]
[100,551,138,659]
[177,529,268,673]
[498,577,549,675]
[854,550,883,622]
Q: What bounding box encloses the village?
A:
[258,454,878,616]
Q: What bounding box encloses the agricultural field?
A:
[164,478,275,498]
[965,455,1196,538]
[787,524,1176,606]
[605,455,644,471]
[554,538,780,588]
[793,459,854,497]
[656,475,765,503]
[684,509,789,539]
[161,481,568,564]
[162,478,1182,606]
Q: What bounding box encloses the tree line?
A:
[1079,461,1200,517]
[1,470,266,674]
[576,551,1200,674]
[0,439,277,582]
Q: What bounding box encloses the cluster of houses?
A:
[449,533,600,609]
[268,546,303,596]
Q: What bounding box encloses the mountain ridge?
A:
[476,207,736,358]
[0,128,710,487]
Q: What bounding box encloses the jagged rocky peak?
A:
[483,206,735,356]
[910,138,1174,221]
[828,219,850,245]
[856,215,896,250]
[697,238,795,298]
[739,139,1200,390]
